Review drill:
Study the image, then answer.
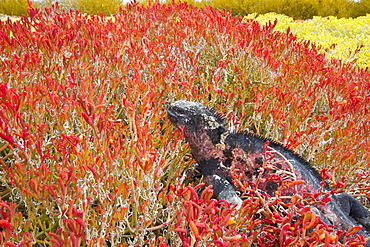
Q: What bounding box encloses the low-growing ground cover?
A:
[247,13,370,69]
[0,3,369,246]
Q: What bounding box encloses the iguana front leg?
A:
[335,193,370,231]
[197,158,243,209]
[206,174,243,209]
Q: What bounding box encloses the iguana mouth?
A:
[167,108,180,126]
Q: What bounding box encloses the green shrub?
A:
[32,0,53,9]
[235,0,318,19]
[357,0,370,16]
[63,0,124,15]
[0,0,28,16]
[0,0,125,16]
[185,0,369,19]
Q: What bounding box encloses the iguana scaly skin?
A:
[168,100,370,245]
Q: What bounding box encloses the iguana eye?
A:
[176,108,185,114]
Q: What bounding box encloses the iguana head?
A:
[167,100,228,161]
[167,100,223,130]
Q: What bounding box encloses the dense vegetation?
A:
[0,2,369,246]
[0,0,122,16]
[0,0,369,18]
[186,0,370,19]
[248,13,370,69]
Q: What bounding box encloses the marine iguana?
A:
[168,100,370,245]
